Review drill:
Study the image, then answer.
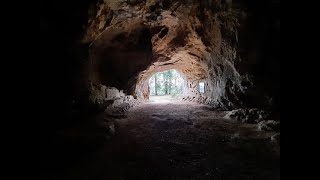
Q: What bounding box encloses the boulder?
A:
[225,108,270,123]
[270,133,280,144]
[257,120,280,131]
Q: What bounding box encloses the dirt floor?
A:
[45,99,280,180]
[149,95,178,103]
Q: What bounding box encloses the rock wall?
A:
[82,0,280,116]
[89,83,139,113]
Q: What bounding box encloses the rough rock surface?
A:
[41,1,279,179]
[87,83,140,138]
[89,83,139,113]
[52,101,280,179]
[225,108,271,123]
[270,132,280,144]
[257,120,280,132]
[82,0,280,113]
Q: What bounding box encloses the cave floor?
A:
[149,95,178,103]
[52,101,280,180]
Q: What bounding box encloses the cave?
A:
[41,0,280,179]
[148,69,184,102]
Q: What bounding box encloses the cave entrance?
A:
[148,69,184,102]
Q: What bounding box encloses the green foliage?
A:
[149,69,183,97]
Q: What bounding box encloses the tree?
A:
[154,74,158,95]
[158,70,173,95]
[163,72,168,94]
[149,69,183,96]
[168,70,173,94]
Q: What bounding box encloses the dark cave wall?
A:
[89,26,153,94]
[83,0,280,114]
[41,0,280,129]
[180,0,280,112]
[41,0,97,130]
[40,0,98,175]
[40,1,279,176]
[235,0,280,113]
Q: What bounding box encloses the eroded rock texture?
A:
[89,84,139,116]
[224,108,271,123]
[41,1,279,178]
[83,0,280,117]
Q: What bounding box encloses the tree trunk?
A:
[155,75,158,95]
[165,81,168,94]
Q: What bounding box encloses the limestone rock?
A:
[225,108,270,123]
[83,0,279,118]
[270,133,280,144]
[257,120,280,131]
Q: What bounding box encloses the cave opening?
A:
[199,82,205,93]
[148,69,184,102]
[41,0,280,179]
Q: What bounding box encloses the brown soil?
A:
[48,101,280,180]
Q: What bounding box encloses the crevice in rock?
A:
[158,26,169,38]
